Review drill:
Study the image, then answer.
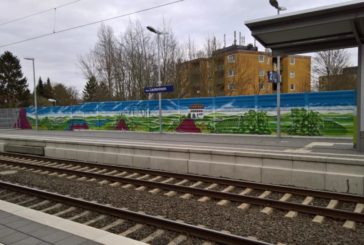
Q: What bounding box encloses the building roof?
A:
[189,104,204,109]
[212,44,258,55]
[178,45,311,66]
[179,57,209,66]
[343,66,358,74]
[245,0,364,55]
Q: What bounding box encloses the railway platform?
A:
[0,129,363,195]
[0,199,145,245]
[0,129,358,156]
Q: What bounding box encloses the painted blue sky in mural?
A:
[26,90,356,116]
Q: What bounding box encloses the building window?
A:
[228,69,235,77]
[228,83,236,90]
[290,71,295,78]
[258,54,265,63]
[290,56,295,65]
[267,57,270,65]
[290,84,295,90]
[227,55,236,63]
[259,70,265,77]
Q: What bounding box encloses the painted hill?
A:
[115,119,128,130]
[16,108,32,129]
[176,119,201,133]
[67,119,89,130]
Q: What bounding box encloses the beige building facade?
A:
[177,45,311,98]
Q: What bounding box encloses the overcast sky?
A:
[0,0,358,94]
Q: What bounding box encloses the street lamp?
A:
[147,25,167,133]
[269,0,287,14]
[24,57,38,130]
[48,98,56,106]
[269,0,287,138]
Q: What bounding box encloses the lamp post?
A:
[269,0,287,14]
[48,98,56,106]
[269,0,287,138]
[147,26,167,133]
[24,57,38,130]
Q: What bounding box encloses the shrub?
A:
[241,110,271,134]
[288,108,322,136]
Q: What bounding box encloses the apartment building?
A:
[319,66,357,91]
[177,44,311,98]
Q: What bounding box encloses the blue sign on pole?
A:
[144,85,174,93]
[267,71,280,83]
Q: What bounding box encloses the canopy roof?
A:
[245,0,364,55]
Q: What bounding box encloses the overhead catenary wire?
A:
[0,0,184,49]
[0,0,82,27]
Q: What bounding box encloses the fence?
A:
[23,90,355,136]
[0,108,20,129]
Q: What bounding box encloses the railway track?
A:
[0,180,269,245]
[0,152,364,230]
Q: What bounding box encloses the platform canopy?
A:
[245,0,364,55]
[245,0,364,152]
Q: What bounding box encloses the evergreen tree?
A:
[82,76,99,102]
[95,81,110,101]
[36,77,44,97]
[0,51,30,107]
[43,78,54,99]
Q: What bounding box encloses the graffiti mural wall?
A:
[25,90,356,136]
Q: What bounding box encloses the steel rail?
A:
[0,180,270,245]
[1,152,363,203]
[1,158,364,222]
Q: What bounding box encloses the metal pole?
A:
[276,9,281,138]
[32,60,38,131]
[157,34,162,133]
[277,56,281,137]
[358,44,364,152]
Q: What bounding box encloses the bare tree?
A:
[313,49,350,91]
[79,21,190,101]
[203,35,221,58]
[185,36,198,60]
[122,20,155,100]
[159,21,184,98]
[79,52,98,80]
[79,24,117,99]
[113,43,126,100]
[95,24,117,98]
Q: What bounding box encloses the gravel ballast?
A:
[0,169,363,245]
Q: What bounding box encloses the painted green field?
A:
[29,110,354,137]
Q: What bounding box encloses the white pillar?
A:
[277,56,281,138]
[358,44,364,152]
